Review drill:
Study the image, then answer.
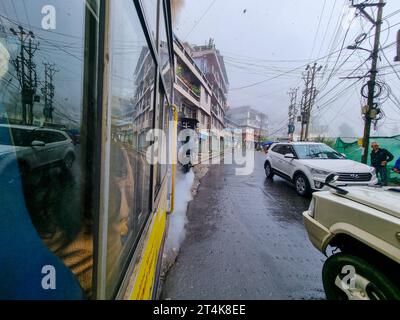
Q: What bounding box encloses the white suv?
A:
[264,142,378,196]
[0,124,76,176]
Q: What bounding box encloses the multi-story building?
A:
[173,38,212,132]
[173,38,213,156]
[226,106,268,148]
[173,37,230,157]
[191,39,229,136]
[130,46,155,150]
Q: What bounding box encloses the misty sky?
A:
[173,0,400,138]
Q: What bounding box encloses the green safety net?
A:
[334,136,400,184]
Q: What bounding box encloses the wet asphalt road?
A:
[162,151,326,300]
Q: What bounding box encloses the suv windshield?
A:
[0,127,33,147]
[293,144,344,160]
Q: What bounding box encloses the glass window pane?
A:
[107,0,155,298]
[0,0,99,299]
[154,91,167,191]
[141,0,159,42]
[159,1,173,100]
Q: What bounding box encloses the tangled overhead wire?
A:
[360,79,388,131]
[361,81,383,99]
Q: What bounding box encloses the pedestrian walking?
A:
[370,142,394,186]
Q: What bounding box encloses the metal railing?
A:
[177,76,200,102]
[174,38,213,91]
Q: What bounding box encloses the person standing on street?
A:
[370,142,394,186]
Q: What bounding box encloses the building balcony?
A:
[176,76,201,102]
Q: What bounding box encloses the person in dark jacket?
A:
[370,142,394,186]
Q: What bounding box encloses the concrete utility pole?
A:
[300,66,311,141]
[41,63,58,123]
[288,87,299,141]
[351,0,385,164]
[300,63,322,141]
[10,26,38,125]
[258,113,265,144]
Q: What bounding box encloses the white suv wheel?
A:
[294,173,310,196]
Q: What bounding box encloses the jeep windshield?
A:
[294,144,345,160]
[0,127,33,147]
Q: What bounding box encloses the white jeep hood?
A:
[300,159,374,173]
[335,186,400,219]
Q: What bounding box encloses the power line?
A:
[317,0,338,57]
[22,1,32,29]
[183,0,217,40]
[383,8,400,20]
[314,59,368,109]
[10,0,20,24]
[310,0,327,59]
[321,0,349,73]
[229,19,400,92]
[230,47,355,91]
[223,21,400,75]
[0,2,9,18]
[318,14,357,91]
[380,45,400,82]
[326,89,356,133]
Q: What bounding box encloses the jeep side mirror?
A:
[324,174,348,195]
[31,140,46,147]
[284,153,295,159]
[325,173,338,185]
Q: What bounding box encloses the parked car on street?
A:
[0,124,76,176]
[303,174,400,300]
[264,142,378,196]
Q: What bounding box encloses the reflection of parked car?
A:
[264,142,378,197]
[66,128,80,145]
[303,175,400,300]
[0,124,76,175]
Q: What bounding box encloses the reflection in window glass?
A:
[159,0,173,100]
[141,0,159,42]
[154,91,167,192]
[107,0,155,298]
[0,0,99,299]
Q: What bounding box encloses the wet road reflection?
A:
[162,151,326,300]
